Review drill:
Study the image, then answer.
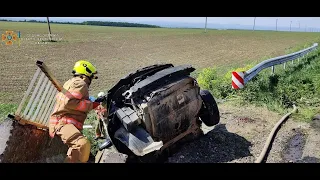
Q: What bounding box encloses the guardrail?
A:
[231,43,319,89]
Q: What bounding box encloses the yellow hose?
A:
[254,104,298,163]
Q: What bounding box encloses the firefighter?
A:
[94,92,106,140]
[48,60,110,163]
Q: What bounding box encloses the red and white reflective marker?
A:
[232,71,245,89]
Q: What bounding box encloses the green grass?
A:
[82,111,101,156]
[0,104,17,123]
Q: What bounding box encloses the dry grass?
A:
[1,21,319,104]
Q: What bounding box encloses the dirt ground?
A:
[167,101,320,163]
[1,101,319,163]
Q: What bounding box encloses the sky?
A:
[2,17,320,32]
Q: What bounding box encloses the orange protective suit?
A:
[49,75,101,163]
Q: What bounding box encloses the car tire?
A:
[199,90,220,127]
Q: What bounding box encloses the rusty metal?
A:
[145,77,203,143]
[13,115,49,130]
[158,118,200,152]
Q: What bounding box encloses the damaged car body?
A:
[95,63,220,163]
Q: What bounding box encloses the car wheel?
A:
[199,90,220,127]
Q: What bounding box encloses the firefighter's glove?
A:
[89,96,96,102]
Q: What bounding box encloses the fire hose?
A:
[254,104,298,163]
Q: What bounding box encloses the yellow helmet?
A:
[72,60,98,79]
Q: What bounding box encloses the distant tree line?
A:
[0,19,161,28]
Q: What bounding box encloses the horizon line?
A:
[0,18,318,32]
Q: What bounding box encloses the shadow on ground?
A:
[167,124,253,163]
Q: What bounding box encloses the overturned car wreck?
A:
[95,63,220,163]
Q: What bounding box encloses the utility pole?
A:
[276,19,278,31]
[253,17,256,31]
[46,17,52,41]
[204,17,207,33]
[290,21,292,31]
